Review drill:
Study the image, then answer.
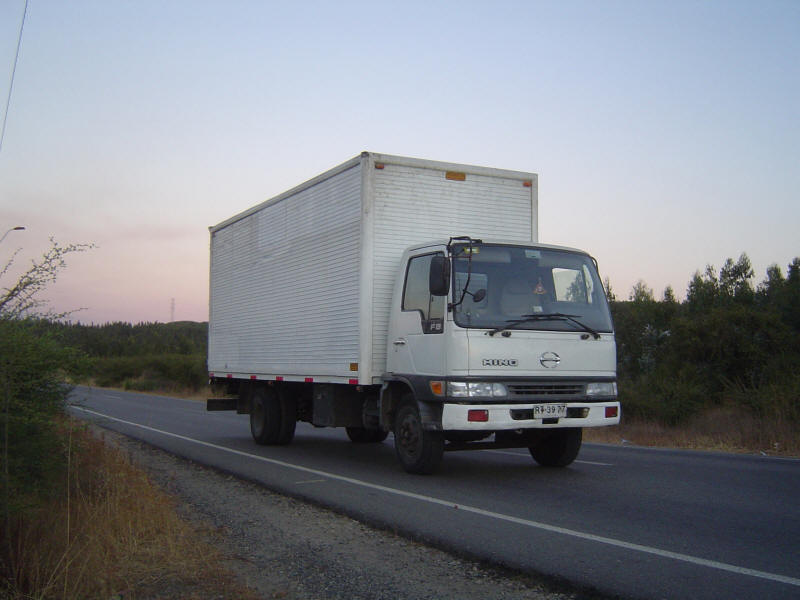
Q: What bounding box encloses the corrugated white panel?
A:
[369,162,534,377]
[209,164,362,378]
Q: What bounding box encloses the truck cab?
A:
[383,237,620,473]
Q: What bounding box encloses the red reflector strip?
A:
[468,409,489,422]
[605,406,619,418]
[250,375,257,380]
[275,376,284,382]
[305,377,313,383]
[226,374,233,379]
[349,379,358,385]
[523,180,532,187]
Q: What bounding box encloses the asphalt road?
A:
[68,386,800,600]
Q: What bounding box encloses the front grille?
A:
[507,383,584,397]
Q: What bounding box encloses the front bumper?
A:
[441,401,620,431]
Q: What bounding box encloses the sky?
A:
[0,0,798,324]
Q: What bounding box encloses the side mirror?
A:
[429,255,450,296]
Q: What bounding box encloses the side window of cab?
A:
[402,253,445,334]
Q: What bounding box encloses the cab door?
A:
[388,252,447,376]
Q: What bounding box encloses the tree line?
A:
[37,320,207,357]
[609,253,800,425]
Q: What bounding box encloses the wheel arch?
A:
[379,379,413,429]
[379,378,443,431]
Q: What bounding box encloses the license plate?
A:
[532,404,567,419]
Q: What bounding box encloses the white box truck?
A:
[207,152,620,473]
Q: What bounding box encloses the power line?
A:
[0,0,29,154]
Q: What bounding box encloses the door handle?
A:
[393,339,407,346]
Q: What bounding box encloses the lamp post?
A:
[0,226,25,244]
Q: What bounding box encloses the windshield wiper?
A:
[488,313,601,339]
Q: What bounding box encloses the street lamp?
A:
[0,226,25,244]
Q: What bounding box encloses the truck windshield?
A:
[451,244,614,334]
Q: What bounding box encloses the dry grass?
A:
[85,383,212,404]
[584,405,800,456]
[4,422,258,600]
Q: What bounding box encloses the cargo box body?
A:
[208,152,537,385]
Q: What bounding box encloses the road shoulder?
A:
[99,426,582,600]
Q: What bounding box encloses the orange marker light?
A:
[429,381,444,396]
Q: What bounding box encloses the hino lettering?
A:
[482,359,519,367]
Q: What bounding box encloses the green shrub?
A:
[0,320,81,517]
[89,354,207,392]
[619,370,710,427]
[724,371,800,424]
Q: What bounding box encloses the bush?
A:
[90,354,207,392]
[0,320,82,518]
[619,371,710,426]
[724,371,800,424]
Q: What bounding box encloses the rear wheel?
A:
[346,426,389,443]
[275,388,297,445]
[250,386,282,445]
[529,428,582,467]
[393,397,444,474]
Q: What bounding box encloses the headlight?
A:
[586,382,617,397]
[447,382,508,398]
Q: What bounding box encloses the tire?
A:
[528,428,582,467]
[346,426,389,443]
[276,388,297,445]
[393,397,444,474]
[250,386,282,445]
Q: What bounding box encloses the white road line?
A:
[72,406,800,589]
[295,479,327,485]
[488,449,613,466]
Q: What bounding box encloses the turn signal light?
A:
[429,381,444,396]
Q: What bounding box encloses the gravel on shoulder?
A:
[102,428,588,600]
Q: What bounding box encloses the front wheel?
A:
[393,399,444,474]
[529,428,582,467]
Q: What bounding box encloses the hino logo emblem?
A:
[482,358,518,367]
[539,352,561,368]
